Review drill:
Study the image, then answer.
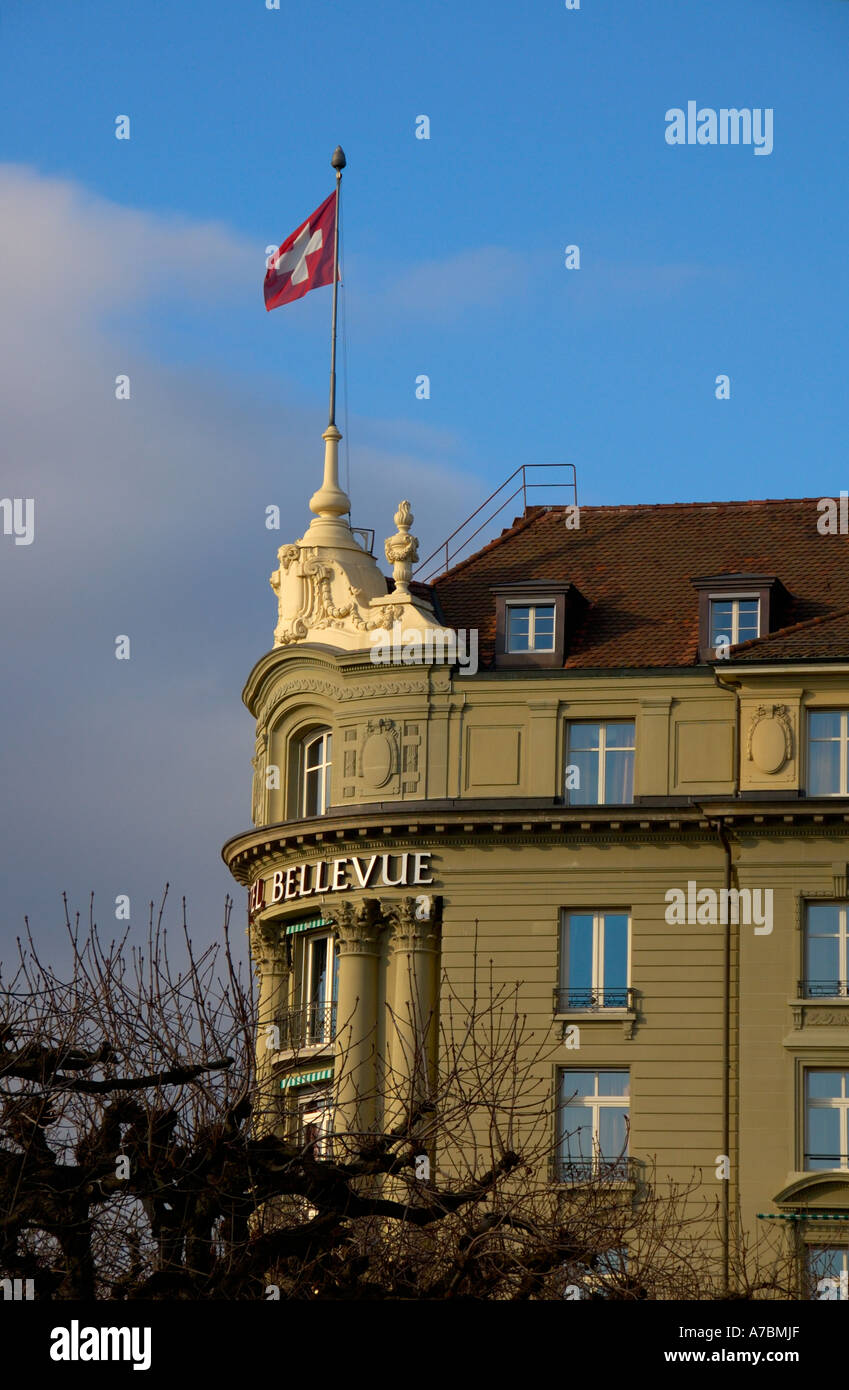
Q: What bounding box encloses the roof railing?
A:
[413,463,578,584]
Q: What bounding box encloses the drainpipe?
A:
[697,801,733,1297]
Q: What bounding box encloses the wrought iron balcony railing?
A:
[277,1002,337,1049]
[552,1156,637,1184]
[554,987,634,1013]
[799,980,849,999]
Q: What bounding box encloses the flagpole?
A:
[328,145,346,428]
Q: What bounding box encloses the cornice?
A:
[222,798,849,885]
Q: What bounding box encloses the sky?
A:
[2,0,849,964]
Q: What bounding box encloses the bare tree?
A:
[0,892,800,1301]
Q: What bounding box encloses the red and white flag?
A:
[264,190,338,312]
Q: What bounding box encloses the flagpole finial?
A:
[331,145,346,171]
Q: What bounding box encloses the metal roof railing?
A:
[414,463,578,584]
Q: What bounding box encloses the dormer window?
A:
[691,574,785,662]
[709,596,760,649]
[506,603,556,653]
[492,581,585,669]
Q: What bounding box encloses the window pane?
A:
[598,1070,629,1097]
[710,601,733,646]
[810,711,842,740]
[807,1108,841,1166]
[560,1105,592,1161]
[309,937,328,1007]
[532,606,555,651]
[562,1071,594,1101]
[605,748,634,804]
[808,1071,843,1099]
[602,915,629,1002]
[507,608,531,651]
[304,767,321,816]
[565,914,593,996]
[568,723,600,751]
[737,600,759,640]
[808,739,841,796]
[565,748,598,805]
[599,1107,628,1160]
[808,903,841,935]
[809,1248,848,1300]
[605,723,635,750]
[807,933,840,985]
[306,736,324,769]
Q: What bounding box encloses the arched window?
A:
[301,729,332,816]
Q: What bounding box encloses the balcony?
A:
[552,1156,638,1185]
[799,980,849,998]
[555,987,635,1013]
[276,1002,337,1051]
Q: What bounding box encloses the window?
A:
[303,933,338,1044]
[558,1069,630,1180]
[565,722,635,805]
[559,911,630,1011]
[296,1086,333,1158]
[492,582,583,669]
[807,711,849,797]
[805,1070,849,1170]
[803,903,849,997]
[709,596,760,649]
[691,574,783,662]
[808,1247,849,1300]
[301,729,332,816]
[506,603,556,653]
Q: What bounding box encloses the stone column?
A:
[326,898,383,1149]
[384,896,441,1135]
[249,918,289,1137]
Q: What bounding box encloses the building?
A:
[222,428,849,1298]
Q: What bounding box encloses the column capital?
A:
[326,897,383,955]
[383,895,441,954]
[248,919,287,978]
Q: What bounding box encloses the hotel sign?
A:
[248,851,434,916]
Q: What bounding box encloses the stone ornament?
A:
[360,718,399,790]
[746,704,793,774]
[270,543,403,647]
[384,500,419,600]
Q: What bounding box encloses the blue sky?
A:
[2,0,848,956]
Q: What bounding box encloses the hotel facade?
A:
[222,430,849,1297]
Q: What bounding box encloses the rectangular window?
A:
[808,1247,849,1300]
[807,711,849,797]
[302,933,338,1044]
[506,603,556,653]
[296,1085,333,1159]
[558,1069,630,1180]
[805,1070,849,1170]
[302,730,332,816]
[565,721,635,805]
[709,596,759,649]
[804,903,849,997]
[559,911,630,1010]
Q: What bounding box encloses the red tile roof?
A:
[429,498,849,669]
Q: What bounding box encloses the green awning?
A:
[280,1067,333,1089]
[758,1212,849,1221]
[284,915,331,936]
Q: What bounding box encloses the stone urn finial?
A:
[384,500,419,600]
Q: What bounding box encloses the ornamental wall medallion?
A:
[747,704,793,775]
[360,718,399,791]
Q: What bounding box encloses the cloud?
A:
[348,244,533,325]
[0,165,484,955]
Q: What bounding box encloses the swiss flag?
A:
[264,190,338,311]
